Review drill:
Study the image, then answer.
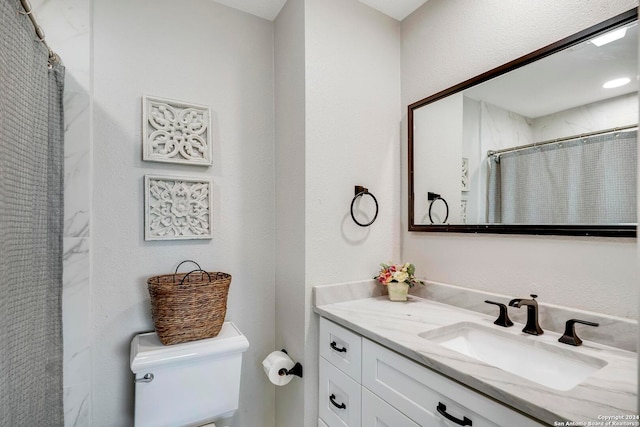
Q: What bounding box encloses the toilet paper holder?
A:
[279,349,303,378]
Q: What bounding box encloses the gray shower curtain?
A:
[488,130,637,224]
[0,0,65,425]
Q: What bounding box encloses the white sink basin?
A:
[419,322,607,391]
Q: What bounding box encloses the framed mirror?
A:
[408,9,637,237]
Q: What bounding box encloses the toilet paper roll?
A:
[262,351,295,386]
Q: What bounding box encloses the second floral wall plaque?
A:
[144,175,213,241]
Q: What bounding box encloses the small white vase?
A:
[387,282,409,301]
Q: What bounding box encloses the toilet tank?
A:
[130,322,249,427]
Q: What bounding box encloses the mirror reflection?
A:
[410,13,637,236]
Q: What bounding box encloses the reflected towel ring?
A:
[428,192,449,224]
[350,185,378,227]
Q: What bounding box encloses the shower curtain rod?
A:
[18,0,60,67]
[487,123,638,157]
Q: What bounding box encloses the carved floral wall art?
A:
[144,175,213,240]
[461,157,470,191]
[142,95,212,166]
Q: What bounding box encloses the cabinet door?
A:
[362,339,545,427]
[319,357,361,427]
[320,318,362,382]
[362,387,420,427]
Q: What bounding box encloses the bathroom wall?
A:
[306,0,402,423]
[33,0,398,425]
[462,97,481,223]
[274,0,307,425]
[275,0,401,426]
[92,1,276,425]
[305,1,400,424]
[30,0,93,424]
[304,0,402,288]
[413,92,464,224]
[402,0,639,319]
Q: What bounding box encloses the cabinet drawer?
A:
[362,387,420,427]
[319,357,361,427]
[320,318,362,382]
[362,339,544,427]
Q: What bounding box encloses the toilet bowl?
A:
[130,322,249,427]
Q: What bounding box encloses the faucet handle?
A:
[558,319,599,346]
[530,294,538,299]
[484,300,514,327]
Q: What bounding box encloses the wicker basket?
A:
[147,260,231,345]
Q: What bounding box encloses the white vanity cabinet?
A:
[319,358,361,426]
[320,316,362,382]
[362,387,420,427]
[319,317,362,426]
[318,317,544,427]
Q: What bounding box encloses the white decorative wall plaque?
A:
[144,175,213,241]
[460,199,467,224]
[142,95,212,166]
[461,157,470,191]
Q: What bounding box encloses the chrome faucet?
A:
[508,294,543,335]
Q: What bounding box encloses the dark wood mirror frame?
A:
[408,9,637,238]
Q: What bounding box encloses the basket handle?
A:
[174,260,202,275]
[179,269,212,286]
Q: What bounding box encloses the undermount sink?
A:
[419,322,607,391]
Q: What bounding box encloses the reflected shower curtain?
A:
[0,0,65,425]
[488,130,637,224]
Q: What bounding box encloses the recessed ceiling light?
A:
[602,77,631,89]
[591,28,627,47]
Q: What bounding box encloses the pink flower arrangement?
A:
[374,262,424,288]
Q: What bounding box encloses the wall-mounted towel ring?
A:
[350,185,378,227]
[428,192,449,224]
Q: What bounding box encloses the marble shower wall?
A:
[30,0,92,425]
[531,93,638,140]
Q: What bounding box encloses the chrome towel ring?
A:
[350,185,378,227]
[428,192,449,224]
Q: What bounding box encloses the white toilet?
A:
[130,322,249,427]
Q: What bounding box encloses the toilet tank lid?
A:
[130,321,249,373]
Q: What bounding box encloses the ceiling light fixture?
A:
[602,77,631,89]
[591,28,627,47]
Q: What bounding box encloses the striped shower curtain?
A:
[0,0,65,425]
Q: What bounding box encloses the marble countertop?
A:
[314,293,638,425]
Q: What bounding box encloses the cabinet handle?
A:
[329,394,346,410]
[330,341,347,353]
[437,402,472,426]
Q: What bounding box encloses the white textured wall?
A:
[413,93,463,224]
[402,0,639,319]
[92,1,275,425]
[462,97,482,223]
[274,0,306,426]
[306,0,401,285]
[304,1,401,423]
